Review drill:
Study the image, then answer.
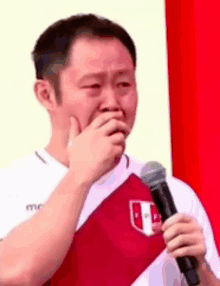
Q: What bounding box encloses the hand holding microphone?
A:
[141,162,206,286]
[161,213,206,270]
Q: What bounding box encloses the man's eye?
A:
[84,84,101,89]
[117,82,130,87]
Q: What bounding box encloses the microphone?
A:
[140,161,200,286]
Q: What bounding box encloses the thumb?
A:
[67,117,80,148]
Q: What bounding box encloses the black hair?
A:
[31,13,137,104]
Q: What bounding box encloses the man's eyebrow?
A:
[78,69,133,83]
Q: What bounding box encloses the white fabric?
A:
[0,149,220,285]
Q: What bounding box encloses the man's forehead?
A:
[62,36,134,82]
[70,37,132,64]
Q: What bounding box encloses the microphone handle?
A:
[150,182,200,286]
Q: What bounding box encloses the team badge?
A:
[129,200,162,236]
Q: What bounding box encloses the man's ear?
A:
[33,79,58,111]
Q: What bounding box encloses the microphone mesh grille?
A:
[140,161,166,187]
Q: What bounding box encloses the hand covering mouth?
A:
[110,129,127,136]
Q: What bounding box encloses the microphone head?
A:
[140,161,166,187]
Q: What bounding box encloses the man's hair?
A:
[31,13,137,104]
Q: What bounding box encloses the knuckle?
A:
[179,248,188,256]
[175,246,188,257]
[112,119,118,126]
[177,225,183,234]
[171,225,179,236]
[163,232,169,242]
[167,241,172,250]
[181,214,188,221]
[178,235,185,245]
[109,117,115,123]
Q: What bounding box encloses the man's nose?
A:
[100,87,121,112]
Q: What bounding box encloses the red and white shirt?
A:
[0,149,220,285]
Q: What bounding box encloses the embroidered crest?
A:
[129,200,162,236]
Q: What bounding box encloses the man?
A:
[0,13,219,285]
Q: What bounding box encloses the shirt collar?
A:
[35,149,129,186]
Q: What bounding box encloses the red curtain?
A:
[166,0,220,253]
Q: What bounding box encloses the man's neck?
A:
[45,142,70,168]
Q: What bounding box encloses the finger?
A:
[113,145,125,157]
[168,243,206,260]
[100,119,130,137]
[110,133,127,153]
[110,132,126,144]
[91,111,124,129]
[166,233,202,253]
[67,117,80,147]
[162,213,193,232]
[163,222,197,242]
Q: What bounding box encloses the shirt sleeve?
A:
[168,176,220,280]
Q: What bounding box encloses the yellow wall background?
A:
[0,0,172,174]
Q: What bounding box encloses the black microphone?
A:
[140,161,200,286]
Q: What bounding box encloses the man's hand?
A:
[161,213,206,269]
[153,213,220,285]
[66,111,130,185]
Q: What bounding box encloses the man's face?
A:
[54,36,138,135]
